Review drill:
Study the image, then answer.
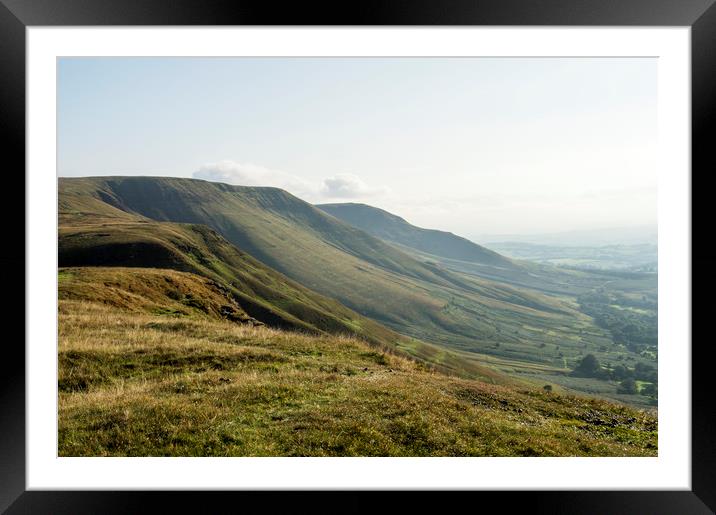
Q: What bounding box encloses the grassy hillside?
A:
[316,202,614,295]
[58,294,657,457]
[57,179,593,342]
[317,202,513,268]
[61,176,458,286]
[58,177,656,403]
[58,227,501,383]
[59,267,260,324]
[59,183,421,345]
[60,217,378,339]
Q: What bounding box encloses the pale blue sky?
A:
[58,57,657,237]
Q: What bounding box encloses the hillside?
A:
[58,176,656,403]
[59,267,260,324]
[58,207,502,382]
[58,179,588,336]
[60,176,475,288]
[317,202,611,295]
[317,202,513,268]
[58,282,657,457]
[60,215,382,340]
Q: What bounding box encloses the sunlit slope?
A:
[58,295,657,457]
[59,267,261,324]
[317,202,513,268]
[317,202,610,295]
[59,177,609,361]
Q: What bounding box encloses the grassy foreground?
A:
[59,300,657,457]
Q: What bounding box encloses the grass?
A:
[59,298,657,457]
[58,266,257,324]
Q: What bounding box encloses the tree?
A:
[543,384,553,393]
[634,362,657,383]
[641,383,657,397]
[612,364,631,381]
[617,378,638,394]
[573,354,601,377]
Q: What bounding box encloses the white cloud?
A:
[193,161,388,202]
[320,173,390,199]
[193,160,315,198]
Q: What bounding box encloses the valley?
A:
[318,201,658,407]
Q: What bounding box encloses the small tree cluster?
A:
[617,378,638,394]
[571,354,609,380]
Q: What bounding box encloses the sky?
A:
[58,57,657,239]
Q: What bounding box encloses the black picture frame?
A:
[2,1,714,513]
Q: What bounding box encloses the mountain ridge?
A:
[317,202,514,269]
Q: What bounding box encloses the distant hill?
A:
[315,202,616,295]
[316,202,513,268]
[484,241,658,272]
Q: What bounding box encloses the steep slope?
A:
[59,177,578,321]
[60,177,649,400]
[317,202,512,268]
[61,222,341,336]
[59,194,401,345]
[61,176,467,288]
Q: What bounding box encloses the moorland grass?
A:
[59,300,657,457]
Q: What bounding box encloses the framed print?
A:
[3,0,715,513]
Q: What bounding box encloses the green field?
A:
[486,241,657,272]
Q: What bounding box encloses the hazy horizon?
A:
[59,57,657,237]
